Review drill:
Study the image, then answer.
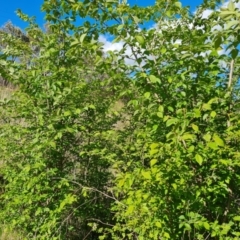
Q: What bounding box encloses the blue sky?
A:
[0,0,204,29]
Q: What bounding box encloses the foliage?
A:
[0,0,240,239]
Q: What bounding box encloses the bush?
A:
[0,0,240,239]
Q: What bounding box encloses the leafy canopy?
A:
[0,0,240,239]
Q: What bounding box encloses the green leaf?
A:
[150,143,159,149]
[161,48,167,54]
[191,124,199,132]
[49,141,56,149]
[141,171,151,180]
[164,232,170,238]
[188,145,195,153]
[126,205,135,214]
[89,104,95,109]
[195,154,203,165]
[226,20,239,29]
[80,33,87,43]
[228,0,235,11]
[155,221,162,228]
[219,11,235,17]
[167,76,172,83]
[166,118,178,127]
[75,108,81,114]
[203,222,210,230]
[136,35,144,45]
[174,1,182,8]
[207,142,218,150]
[233,216,240,221]
[157,112,163,118]
[202,103,211,111]
[203,133,211,142]
[231,49,239,59]
[150,149,158,156]
[144,92,150,99]
[132,16,140,24]
[117,24,124,31]
[158,105,164,112]
[112,36,121,43]
[213,134,224,147]
[181,133,195,140]
[194,109,201,118]
[210,111,216,118]
[150,159,157,167]
[214,37,222,49]
[64,110,71,116]
[180,91,186,97]
[149,75,160,83]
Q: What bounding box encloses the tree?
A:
[107,1,240,239]
[0,5,126,239]
[0,0,240,239]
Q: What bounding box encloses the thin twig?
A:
[83,229,93,240]
[52,177,125,206]
[228,59,234,89]
[87,218,114,227]
[227,59,234,127]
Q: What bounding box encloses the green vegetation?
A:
[0,0,240,239]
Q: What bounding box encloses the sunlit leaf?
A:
[195,154,203,165]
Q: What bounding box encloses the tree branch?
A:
[227,59,234,127]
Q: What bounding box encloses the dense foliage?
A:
[0,0,240,239]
